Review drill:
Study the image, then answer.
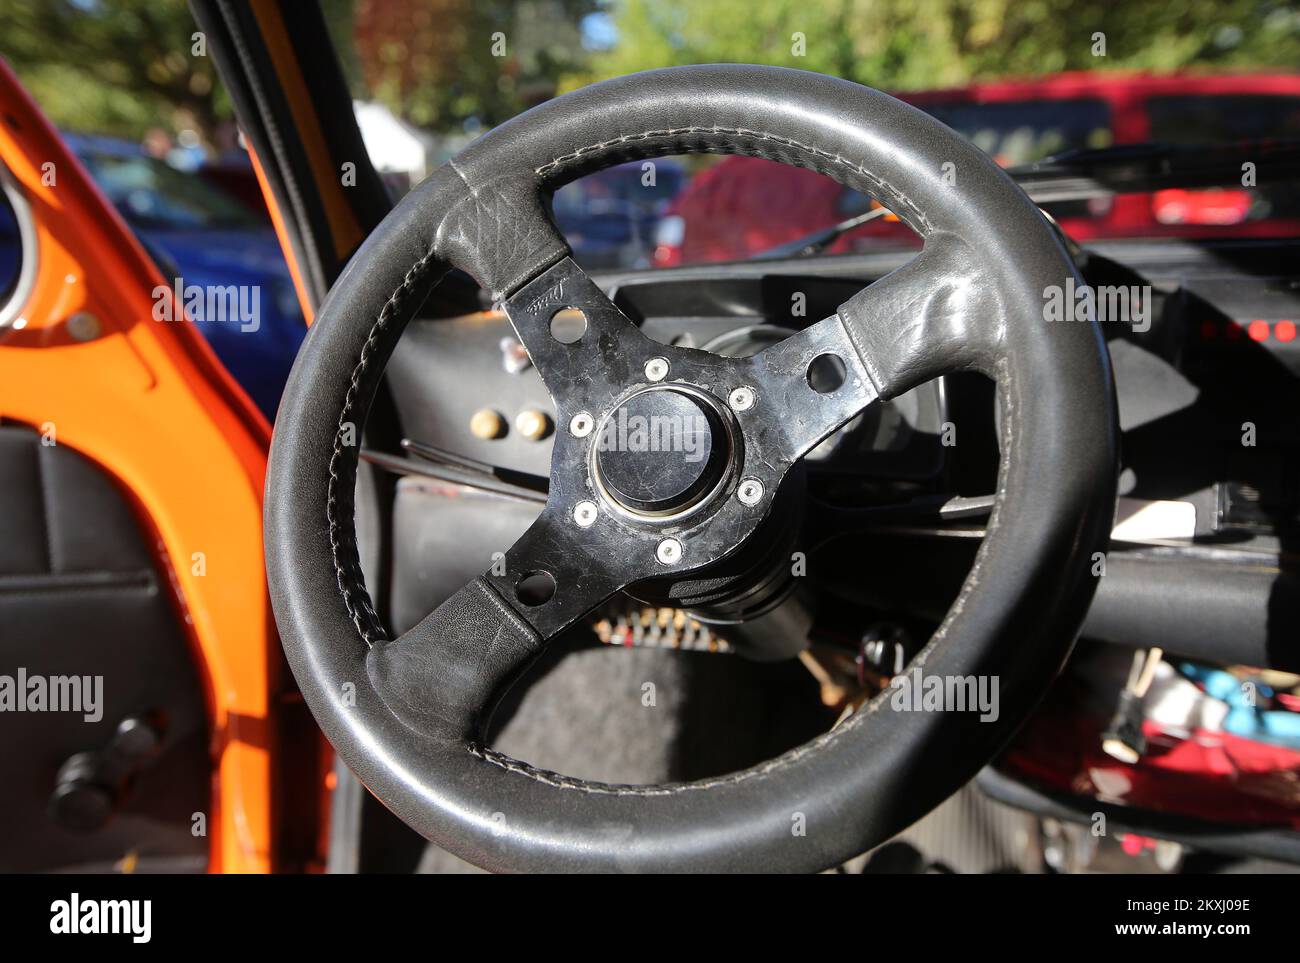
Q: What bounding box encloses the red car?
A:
[656,71,1300,265]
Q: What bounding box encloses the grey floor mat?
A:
[418,638,827,873]
[415,637,1044,874]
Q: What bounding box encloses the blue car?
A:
[62,134,305,419]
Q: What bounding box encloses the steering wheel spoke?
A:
[836,234,1001,400]
[742,313,881,467]
[502,257,656,415]
[366,509,640,739]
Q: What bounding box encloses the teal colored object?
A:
[1180,663,1300,749]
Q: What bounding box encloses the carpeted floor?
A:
[417,635,829,873]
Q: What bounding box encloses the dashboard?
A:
[378,237,1300,672]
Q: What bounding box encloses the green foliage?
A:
[572,0,1300,92]
[2,0,1297,143]
[0,0,230,142]
[339,0,598,131]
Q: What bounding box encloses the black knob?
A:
[47,715,163,833]
[49,753,114,833]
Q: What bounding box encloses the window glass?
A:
[74,146,263,231]
[922,98,1113,166]
[0,185,22,307]
[1148,94,1300,143]
[1147,95,1300,221]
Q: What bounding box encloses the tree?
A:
[0,0,230,145]
[345,0,598,131]
[568,0,1300,93]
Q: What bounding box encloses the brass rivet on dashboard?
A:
[469,408,506,440]
[516,409,552,441]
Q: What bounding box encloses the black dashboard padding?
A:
[0,432,51,575]
[266,65,1117,871]
[387,479,538,635]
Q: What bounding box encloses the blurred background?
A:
[2,0,1299,412]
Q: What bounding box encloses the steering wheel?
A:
[265,65,1117,873]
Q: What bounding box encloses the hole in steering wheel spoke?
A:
[806,353,847,394]
[549,307,588,344]
[515,570,557,606]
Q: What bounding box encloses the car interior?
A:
[1,0,1298,878]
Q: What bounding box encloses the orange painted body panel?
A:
[0,60,277,872]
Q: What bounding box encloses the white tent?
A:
[352,100,437,185]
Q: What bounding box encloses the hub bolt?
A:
[569,411,595,437]
[644,357,670,382]
[573,500,598,528]
[656,537,683,565]
[737,478,764,506]
[728,386,756,411]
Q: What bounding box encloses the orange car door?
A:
[0,59,278,872]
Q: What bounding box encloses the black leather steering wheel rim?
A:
[265,64,1118,872]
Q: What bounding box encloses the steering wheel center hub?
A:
[593,385,732,516]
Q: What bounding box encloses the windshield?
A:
[920,99,1113,165]
[323,1,1300,267]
